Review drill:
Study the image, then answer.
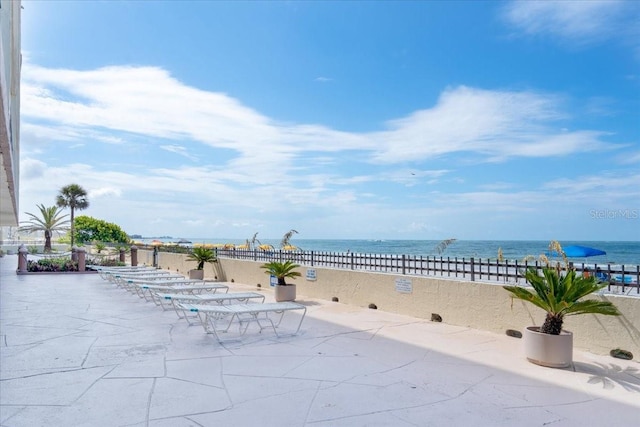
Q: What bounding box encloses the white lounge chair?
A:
[136,282,229,304]
[177,302,307,341]
[155,292,266,322]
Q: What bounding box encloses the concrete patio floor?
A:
[1,255,639,427]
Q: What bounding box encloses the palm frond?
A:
[434,238,457,255]
[280,229,299,248]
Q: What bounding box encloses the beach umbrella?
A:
[547,245,606,258]
[150,240,163,246]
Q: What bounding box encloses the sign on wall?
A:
[306,268,317,281]
[395,278,412,294]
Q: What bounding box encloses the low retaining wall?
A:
[147,250,640,357]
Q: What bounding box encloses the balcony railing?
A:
[213,248,640,294]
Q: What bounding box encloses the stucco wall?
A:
[144,250,640,357]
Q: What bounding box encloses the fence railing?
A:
[214,248,640,294]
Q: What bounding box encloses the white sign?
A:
[306,268,317,281]
[395,278,412,294]
[269,275,278,287]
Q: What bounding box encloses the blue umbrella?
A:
[546,245,606,258]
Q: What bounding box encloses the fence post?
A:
[77,247,86,272]
[18,244,28,272]
[470,257,475,282]
[401,254,406,275]
[130,245,138,266]
[119,248,126,263]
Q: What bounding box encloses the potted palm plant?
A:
[261,260,301,302]
[186,247,217,280]
[503,243,620,368]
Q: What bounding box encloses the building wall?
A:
[0,0,21,227]
[147,250,640,357]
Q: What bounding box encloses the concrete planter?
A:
[524,326,573,368]
[275,284,296,302]
[189,269,204,280]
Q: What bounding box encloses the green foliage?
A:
[260,260,301,286]
[186,247,217,270]
[87,257,126,267]
[27,257,78,272]
[504,267,620,335]
[28,246,39,254]
[94,242,107,253]
[73,216,129,244]
[19,204,70,252]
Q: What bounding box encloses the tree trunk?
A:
[540,313,563,335]
[70,208,75,247]
[44,230,52,253]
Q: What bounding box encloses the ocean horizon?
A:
[139,238,640,266]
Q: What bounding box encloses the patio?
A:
[1,255,638,426]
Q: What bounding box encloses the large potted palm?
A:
[186,247,217,280]
[261,260,301,302]
[504,260,620,368]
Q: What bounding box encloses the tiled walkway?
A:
[1,255,638,426]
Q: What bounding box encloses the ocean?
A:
[145,238,640,266]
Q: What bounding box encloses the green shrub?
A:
[27,257,78,272]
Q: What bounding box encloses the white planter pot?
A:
[274,284,296,302]
[189,269,204,280]
[523,326,573,368]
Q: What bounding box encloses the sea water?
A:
[154,238,640,266]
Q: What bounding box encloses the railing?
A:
[214,248,640,294]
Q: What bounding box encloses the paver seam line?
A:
[219,356,235,411]
[0,365,118,382]
[144,377,157,427]
[305,373,497,425]
[66,315,140,330]
[302,377,324,426]
[503,396,602,410]
[80,336,99,368]
[67,365,120,405]
[0,405,27,426]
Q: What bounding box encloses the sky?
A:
[17,0,640,242]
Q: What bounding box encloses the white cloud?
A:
[19,158,47,180]
[17,61,633,240]
[89,187,122,198]
[502,0,637,48]
[369,86,611,163]
[21,64,619,172]
[160,145,198,162]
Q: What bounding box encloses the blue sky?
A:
[18,1,640,241]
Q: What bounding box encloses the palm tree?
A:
[56,184,89,247]
[280,229,298,249]
[260,260,301,286]
[19,204,70,252]
[186,247,217,270]
[503,267,620,335]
